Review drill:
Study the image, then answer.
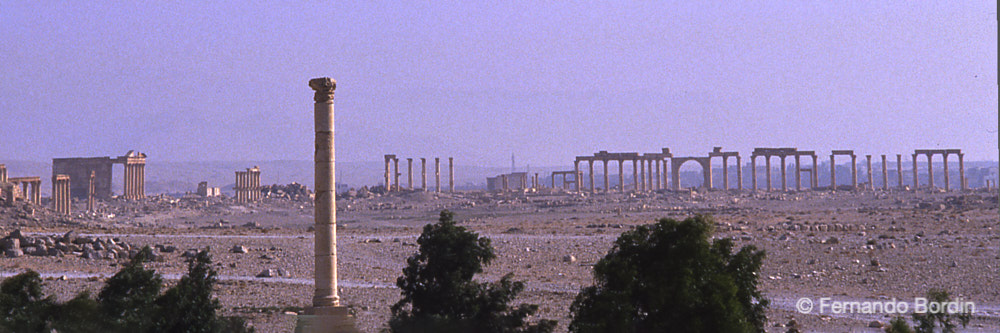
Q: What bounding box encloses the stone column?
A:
[751,156,757,190]
[573,159,581,192]
[617,159,624,192]
[88,171,95,212]
[779,156,787,191]
[830,155,836,190]
[139,164,145,199]
[448,157,454,193]
[942,154,950,191]
[533,173,539,189]
[32,180,40,205]
[123,164,131,199]
[638,158,645,192]
[662,158,670,190]
[881,155,888,190]
[865,155,873,190]
[384,157,391,191]
[632,158,638,192]
[434,158,441,192]
[0,164,6,183]
[602,159,609,193]
[958,153,966,191]
[308,77,339,307]
[911,154,919,189]
[406,158,413,190]
[926,154,934,188]
[721,157,729,190]
[794,155,801,191]
[587,160,594,194]
[811,155,818,189]
[551,173,556,188]
[896,154,903,188]
[736,156,743,190]
[765,156,772,191]
[850,155,858,189]
[393,158,400,192]
[420,158,426,190]
[654,159,661,191]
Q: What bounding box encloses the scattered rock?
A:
[231,245,249,254]
[563,255,577,263]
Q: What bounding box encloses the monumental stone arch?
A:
[671,156,712,190]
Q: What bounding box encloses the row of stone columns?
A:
[52,174,71,214]
[235,167,261,203]
[384,155,454,193]
[575,157,673,193]
[122,162,145,200]
[6,177,41,205]
[911,151,966,191]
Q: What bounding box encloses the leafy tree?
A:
[99,246,162,332]
[0,270,57,332]
[389,210,556,333]
[154,248,252,333]
[912,289,970,333]
[52,291,104,333]
[885,316,915,333]
[569,215,768,333]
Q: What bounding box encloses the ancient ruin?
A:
[234,167,261,203]
[914,149,965,191]
[51,151,146,200]
[51,174,71,214]
[384,155,455,192]
[5,177,41,205]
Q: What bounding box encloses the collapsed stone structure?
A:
[487,172,529,191]
[51,151,146,200]
[234,167,261,203]
[384,154,454,193]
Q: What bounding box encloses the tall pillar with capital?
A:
[384,157,392,191]
[632,158,638,192]
[31,181,40,205]
[298,78,358,333]
[406,158,413,190]
[393,158,400,192]
[751,156,757,190]
[722,157,729,190]
[573,159,581,192]
[830,155,836,190]
[638,158,646,192]
[911,154,919,189]
[654,159,661,191]
[88,171,96,212]
[617,160,624,192]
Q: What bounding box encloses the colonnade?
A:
[122,159,146,200]
[6,177,41,205]
[384,154,454,193]
[235,166,261,203]
[52,174,71,214]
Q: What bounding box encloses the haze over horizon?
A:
[2,2,997,168]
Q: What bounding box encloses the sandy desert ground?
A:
[1,187,998,332]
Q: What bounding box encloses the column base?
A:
[295,306,360,333]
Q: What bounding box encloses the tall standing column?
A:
[912,154,919,189]
[654,159,661,191]
[123,164,131,199]
[865,155,873,190]
[88,171,95,212]
[638,158,645,192]
[31,181,40,205]
[779,156,787,191]
[588,160,595,193]
[722,157,729,190]
[751,156,757,190]
[448,157,454,193]
[926,154,934,188]
[434,158,440,192]
[942,154,950,191]
[830,155,836,190]
[309,77,339,307]
[958,153,966,191]
[617,160,624,192]
[736,156,743,190]
[662,158,670,190]
[602,159,609,193]
[632,158,638,192]
[794,155,801,191]
[384,158,391,191]
[896,154,903,188]
[139,164,145,199]
[881,155,888,190]
[406,158,413,190]
[393,158,400,192]
[811,155,818,189]
[765,156,772,191]
[420,158,426,190]
[850,155,858,189]
[573,159,581,192]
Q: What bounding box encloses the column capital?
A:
[309,77,336,102]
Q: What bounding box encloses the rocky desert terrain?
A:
[1,186,998,332]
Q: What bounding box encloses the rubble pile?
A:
[260,183,311,201]
[0,229,145,260]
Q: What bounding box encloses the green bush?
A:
[388,210,556,333]
[569,215,768,333]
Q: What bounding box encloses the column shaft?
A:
[958,153,966,191]
[448,157,454,193]
[794,155,801,191]
[943,154,950,191]
[309,77,338,307]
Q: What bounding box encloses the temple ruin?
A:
[234,167,261,203]
[384,154,455,192]
[51,151,146,200]
[52,174,71,214]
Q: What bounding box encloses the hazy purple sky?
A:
[2,2,996,166]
